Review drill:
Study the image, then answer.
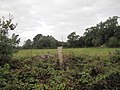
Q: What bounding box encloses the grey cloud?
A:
[0,0,120,45]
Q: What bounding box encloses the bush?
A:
[0,51,120,89]
[110,50,120,63]
[0,15,20,66]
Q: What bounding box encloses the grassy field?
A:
[5,48,120,89]
[14,48,120,59]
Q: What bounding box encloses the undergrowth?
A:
[0,50,120,90]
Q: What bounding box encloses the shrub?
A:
[0,14,20,66]
[110,50,120,63]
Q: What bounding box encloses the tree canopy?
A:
[83,16,120,47]
[23,34,58,49]
[23,16,120,48]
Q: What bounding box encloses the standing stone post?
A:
[57,46,63,65]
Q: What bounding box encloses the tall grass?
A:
[14,48,120,59]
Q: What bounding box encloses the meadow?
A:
[14,48,120,58]
[0,48,119,89]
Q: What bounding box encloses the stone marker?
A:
[57,46,63,65]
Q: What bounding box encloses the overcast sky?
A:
[0,0,120,45]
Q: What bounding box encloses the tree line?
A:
[23,16,120,49]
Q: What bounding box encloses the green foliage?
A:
[23,39,32,49]
[14,48,120,59]
[23,34,58,49]
[110,50,120,63]
[22,16,120,48]
[67,32,80,47]
[0,15,20,66]
[83,16,120,47]
[1,51,120,89]
[107,36,118,47]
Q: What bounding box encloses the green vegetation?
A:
[83,16,120,47]
[0,15,120,89]
[1,50,120,89]
[0,14,20,66]
[23,34,58,49]
[14,48,120,59]
[23,16,120,49]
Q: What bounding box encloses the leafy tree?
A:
[23,16,120,48]
[83,16,120,47]
[67,32,79,47]
[78,36,85,47]
[32,34,58,49]
[57,41,68,47]
[23,39,32,49]
[46,35,57,48]
[107,37,118,47]
[33,34,43,43]
[0,15,20,66]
